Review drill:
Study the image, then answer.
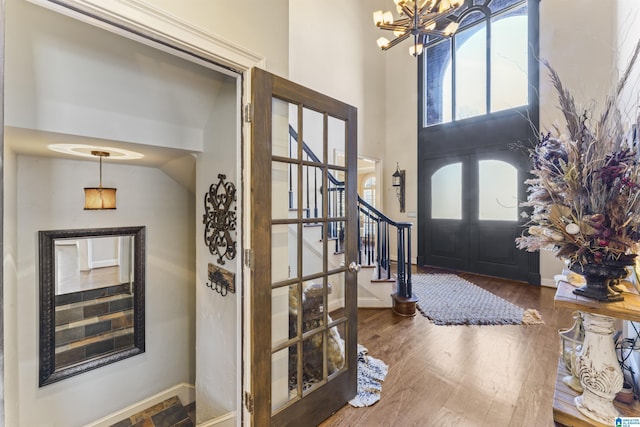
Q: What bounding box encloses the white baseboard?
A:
[328,298,345,313]
[329,296,392,310]
[90,258,119,269]
[84,383,195,427]
[541,277,558,288]
[357,296,392,308]
[197,411,237,427]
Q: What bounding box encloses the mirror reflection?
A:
[39,226,145,386]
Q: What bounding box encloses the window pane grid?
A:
[423,0,528,128]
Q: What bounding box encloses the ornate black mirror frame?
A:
[38,226,146,386]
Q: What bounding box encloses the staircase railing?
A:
[288,126,413,300]
[357,197,413,298]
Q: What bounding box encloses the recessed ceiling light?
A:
[47,143,144,160]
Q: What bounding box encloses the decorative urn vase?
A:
[559,311,585,393]
[569,261,632,303]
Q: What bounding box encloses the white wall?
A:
[616,1,640,124]
[5,0,224,154]
[142,0,289,78]
[195,76,242,423]
[289,0,388,166]
[9,156,195,427]
[383,37,420,262]
[2,144,19,426]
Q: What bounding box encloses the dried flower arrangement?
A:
[516,39,640,270]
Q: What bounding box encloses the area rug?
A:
[348,345,388,407]
[412,273,544,326]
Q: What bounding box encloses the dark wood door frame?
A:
[250,67,358,426]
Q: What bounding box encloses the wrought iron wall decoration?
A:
[206,263,235,296]
[203,174,237,264]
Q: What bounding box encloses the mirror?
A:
[38,226,145,386]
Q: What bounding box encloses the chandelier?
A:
[373,0,464,56]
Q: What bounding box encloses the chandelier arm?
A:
[418,1,456,16]
[419,10,457,25]
[377,22,414,32]
[399,4,415,17]
[417,29,451,38]
[378,16,412,27]
[382,32,412,50]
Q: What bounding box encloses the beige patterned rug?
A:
[412,273,544,326]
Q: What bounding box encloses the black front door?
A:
[418,112,539,284]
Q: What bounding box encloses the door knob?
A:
[348,262,361,273]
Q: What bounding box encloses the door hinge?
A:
[244,248,254,270]
[244,391,254,414]
[244,103,254,123]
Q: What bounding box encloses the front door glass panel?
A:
[431,162,462,219]
[478,159,518,221]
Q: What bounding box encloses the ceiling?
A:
[5,127,198,168]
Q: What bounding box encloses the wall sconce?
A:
[392,162,405,213]
[84,151,117,210]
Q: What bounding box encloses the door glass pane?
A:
[302,225,324,278]
[491,11,528,113]
[327,272,345,313]
[327,321,346,377]
[273,98,297,159]
[302,165,324,220]
[272,284,299,348]
[272,224,297,282]
[328,116,346,167]
[478,160,518,221]
[331,231,345,270]
[425,39,452,126]
[454,19,487,121]
[303,107,324,163]
[272,344,297,411]
[302,280,325,333]
[328,168,345,219]
[431,163,462,219]
[302,332,324,392]
[272,161,297,219]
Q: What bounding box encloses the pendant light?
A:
[84,150,117,210]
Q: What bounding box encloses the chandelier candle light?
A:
[373,0,463,56]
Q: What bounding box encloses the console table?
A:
[554,279,640,425]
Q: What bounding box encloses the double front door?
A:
[418,111,540,284]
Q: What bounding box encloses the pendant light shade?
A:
[84,151,117,210]
[84,187,117,210]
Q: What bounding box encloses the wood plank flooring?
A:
[320,268,575,427]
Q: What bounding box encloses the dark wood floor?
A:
[320,268,574,427]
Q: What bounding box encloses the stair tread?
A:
[55,326,134,353]
[56,308,133,331]
[56,293,132,311]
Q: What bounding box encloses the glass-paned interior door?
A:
[251,68,358,426]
